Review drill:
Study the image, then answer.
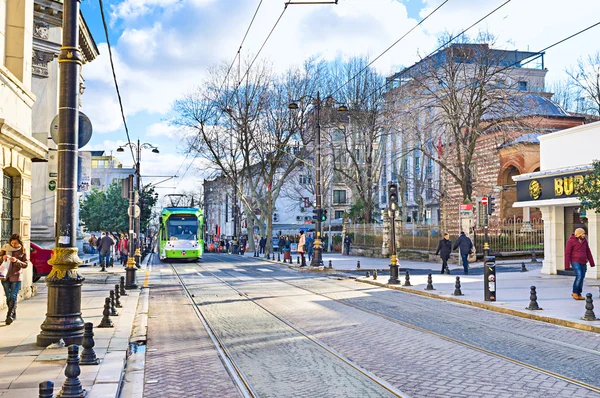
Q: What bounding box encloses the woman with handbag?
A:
[0,233,29,325]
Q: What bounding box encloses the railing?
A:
[345,223,384,248]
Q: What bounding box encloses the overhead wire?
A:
[98,0,136,165]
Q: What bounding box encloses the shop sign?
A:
[516,172,588,202]
[48,180,57,191]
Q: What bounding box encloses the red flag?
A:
[267,181,272,191]
[437,137,443,159]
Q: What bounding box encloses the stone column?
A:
[586,209,600,279]
[382,208,390,257]
[539,205,565,275]
[520,207,533,232]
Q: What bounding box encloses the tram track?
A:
[166,259,407,398]
[202,255,600,396]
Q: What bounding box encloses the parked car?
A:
[30,242,53,282]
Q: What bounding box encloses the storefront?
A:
[513,121,600,279]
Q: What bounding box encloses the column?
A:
[586,209,600,279]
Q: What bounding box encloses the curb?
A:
[120,286,149,398]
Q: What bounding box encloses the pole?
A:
[135,141,141,266]
[311,91,324,267]
[232,180,239,255]
[388,207,399,284]
[327,175,333,253]
[37,0,85,347]
[125,174,138,288]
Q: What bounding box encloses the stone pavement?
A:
[260,252,600,334]
[0,263,143,397]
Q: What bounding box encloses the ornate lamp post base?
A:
[310,238,324,268]
[125,257,138,290]
[37,248,85,347]
[388,254,400,284]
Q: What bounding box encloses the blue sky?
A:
[77,0,600,196]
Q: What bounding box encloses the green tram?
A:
[158,207,204,261]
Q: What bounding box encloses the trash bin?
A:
[484,255,496,301]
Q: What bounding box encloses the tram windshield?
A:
[166,215,198,240]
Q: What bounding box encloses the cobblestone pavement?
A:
[143,261,241,398]
[195,254,600,398]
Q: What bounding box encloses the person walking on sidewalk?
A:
[98,232,114,268]
[88,234,97,254]
[306,233,314,262]
[0,234,29,325]
[343,234,352,256]
[118,234,129,266]
[453,231,473,275]
[435,233,452,274]
[259,236,266,255]
[298,231,306,267]
[565,228,595,300]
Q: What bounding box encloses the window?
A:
[518,81,528,91]
[299,175,313,185]
[414,155,421,175]
[426,179,433,199]
[91,178,101,187]
[91,160,98,168]
[1,174,13,246]
[333,190,347,204]
[426,158,434,175]
[335,210,344,219]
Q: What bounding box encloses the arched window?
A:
[1,173,13,245]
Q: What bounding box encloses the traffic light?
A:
[321,209,327,222]
[487,196,496,215]
[388,182,398,209]
[312,208,321,220]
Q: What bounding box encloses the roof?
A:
[484,93,573,120]
[498,132,542,149]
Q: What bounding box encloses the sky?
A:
[78,0,600,201]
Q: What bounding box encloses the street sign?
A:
[459,204,473,213]
[128,205,141,218]
[50,112,93,148]
[481,196,488,206]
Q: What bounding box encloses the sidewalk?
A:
[0,264,143,397]
[265,252,600,334]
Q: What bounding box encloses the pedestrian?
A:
[565,228,595,300]
[284,236,291,261]
[298,231,306,267]
[435,233,452,274]
[119,234,129,266]
[306,233,314,262]
[88,234,97,254]
[343,234,352,256]
[0,233,29,325]
[259,236,266,255]
[97,232,114,268]
[254,235,260,257]
[452,231,473,275]
[278,235,286,254]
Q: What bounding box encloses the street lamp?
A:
[289,91,347,267]
[116,140,159,273]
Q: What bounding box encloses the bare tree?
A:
[548,79,576,112]
[566,51,600,116]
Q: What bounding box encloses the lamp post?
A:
[289,92,347,267]
[117,140,159,270]
[37,0,85,347]
[387,182,400,284]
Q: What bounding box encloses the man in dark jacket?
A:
[565,227,595,300]
[452,231,473,274]
[97,232,114,268]
[259,236,266,254]
[278,236,286,253]
[343,235,352,256]
[435,233,452,274]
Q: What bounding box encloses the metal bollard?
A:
[120,276,128,296]
[403,270,412,287]
[80,322,99,365]
[328,260,332,269]
[582,293,598,321]
[373,270,377,280]
[452,276,464,296]
[357,261,360,269]
[39,381,54,398]
[521,262,528,272]
[525,286,542,310]
[425,273,435,290]
[531,250,538,263]
[109,291,119,316]
[114,284,122,308]
[297,256,300,264]
[58,345,84,397]
[98,298,114,328]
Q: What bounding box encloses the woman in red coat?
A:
[0,233,29,324]
[565,228,595,300]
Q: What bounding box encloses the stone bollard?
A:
[120,276,128,296]
[80,322,99,365]
[373,270,377,280]
[114,284,122,308]
[57,345,84,397]
[525,286,542,310]
[452,276,464,296]
[521,262,528,272]
[357,261,361,269]
[425,273,435,290]
[109,291,119,316]
[403,270,412,287]
[98,298,114,328]
[366,271,370,278]
[582,293,599,321]
[328,260,332,269]
[39,381,54,398]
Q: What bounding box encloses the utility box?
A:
[484,255,496,301]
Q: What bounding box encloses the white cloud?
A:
[146,121,181,138]
[110,0,183,20]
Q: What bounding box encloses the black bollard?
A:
[277,252,281,262]
[80,322,99,365]
[425,273,435,290]
[531,250,538,263]
[39,381,54,398]
[582,293,598,321]
[366,271,370,278]
[100,258,106,272]
[453,276,464,296]
[525,286,542,310]
[120,276,128,296]
[297,256,300,264]
[109,291,119,316]
[114,284,122,308]
[98,298,114,328]
[521,262,528,272]
[58,345,84,397]
[357,261,361,269]
[328,260,332,269]
[403,270,412,287]
[373,270,377,280]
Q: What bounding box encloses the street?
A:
[141,254,600,398]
